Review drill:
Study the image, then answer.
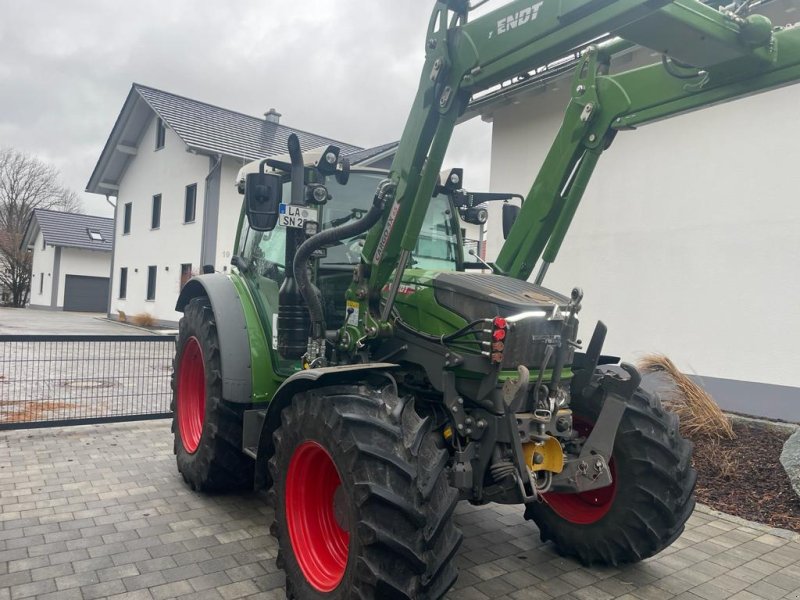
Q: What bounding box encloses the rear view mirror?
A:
[502,203,520,239]
[245,172,282,231]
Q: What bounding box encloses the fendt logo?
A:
[495,1,544,36]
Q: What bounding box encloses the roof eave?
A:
[353,144,399,166]
[19,213,41,251]
[86,86,144,195]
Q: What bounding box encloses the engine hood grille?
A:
[432,272,569,322]
[432,272,576,371]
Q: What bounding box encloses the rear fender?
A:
[175,274,252,404]
[253,363,399,489]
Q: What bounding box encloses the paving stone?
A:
[4,419,800,600]
[81,579,128,600]
[9,577,57,599]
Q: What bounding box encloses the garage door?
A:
[63,275,109,312]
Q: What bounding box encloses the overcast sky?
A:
[0,0,502,217]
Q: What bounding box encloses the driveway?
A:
[0,307,148,336]
[0,419,798,600]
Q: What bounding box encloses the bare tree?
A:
[0,230,31,307]
[0,148,83,306]
[53,189,83,215]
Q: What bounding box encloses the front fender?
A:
[175,274,252,404]
[253,362,399,489]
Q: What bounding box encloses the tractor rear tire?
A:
[172,296,253,492]
[524,384,696,566]
[268,383,462,599]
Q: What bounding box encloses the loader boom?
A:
[352,0,800,339]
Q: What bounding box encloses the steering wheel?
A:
[260,259,285,281]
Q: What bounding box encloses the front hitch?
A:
[549,362,641,493]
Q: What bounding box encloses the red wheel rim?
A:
[177,336,205,454]
[285,441,349,592]
[542,417,618,525]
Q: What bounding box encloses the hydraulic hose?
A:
[293,180,393,340]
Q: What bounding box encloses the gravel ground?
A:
[692,420,800,533]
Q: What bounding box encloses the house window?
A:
[41,237,45,251]
[151,194,161,229]
[155,117,166,150]
[39,273,43,295]
[123,202,132,234]
[184,184,197,223]
[146,266,157,300]
[87,229,104,242]
[180,263,193,288]
[119,267,128,299]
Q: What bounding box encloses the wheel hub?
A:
[541,416,617,524]
[285,441,349,592]
[177,336,205,454]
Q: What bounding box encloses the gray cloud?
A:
[0,0,492,216]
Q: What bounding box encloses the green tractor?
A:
[172,0,800,597]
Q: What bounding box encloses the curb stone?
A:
[726,412,799,433]
[93,315,178,336]
[695,503,800,541]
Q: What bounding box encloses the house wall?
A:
[57,248,112,307]
[110,116,208,324]
[29,231,55,308]
[485,79,800,392]
[214,157,248,272]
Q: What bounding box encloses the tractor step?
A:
[242,408,267,459]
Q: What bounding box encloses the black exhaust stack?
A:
[277,134,310,359]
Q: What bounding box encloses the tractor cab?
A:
[233,149,465,368]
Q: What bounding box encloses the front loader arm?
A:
[357,0,672,314]
[351,0,800,343]
[496,20,800,280]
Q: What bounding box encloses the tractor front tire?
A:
[269,384,462,599]
[171,296,253,492]
[525,384,696,566]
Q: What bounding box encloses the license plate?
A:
[278,204,318,229]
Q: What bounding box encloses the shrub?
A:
[638,353,735,440]
[132,312,156,328]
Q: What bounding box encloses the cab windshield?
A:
[237,171,461,272]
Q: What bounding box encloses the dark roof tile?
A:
[134,84,362,161]
[31,209,113,251]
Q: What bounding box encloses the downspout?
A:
[105,194,117,320]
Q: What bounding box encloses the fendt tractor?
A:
[171,0,800,597]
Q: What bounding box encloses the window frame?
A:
[151,194,161,230]
[123,202,132,235]
[184,183,197,224]
[146,266,157,301]
[119,267,128,299]
[155,117,166,150]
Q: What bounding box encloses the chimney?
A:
[264,108,281,124]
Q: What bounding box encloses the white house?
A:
[470,1,800,419]
[20,209,113,311]
[86,84,397,325]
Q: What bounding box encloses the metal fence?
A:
[0,335,175,429]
